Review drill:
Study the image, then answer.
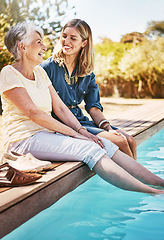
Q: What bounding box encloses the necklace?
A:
[63,65,78,85]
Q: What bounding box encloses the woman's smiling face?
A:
[24,32,46,65]
[61,27,87,58]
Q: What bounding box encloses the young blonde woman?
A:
[1,22,164,194]
[41,19,137,160]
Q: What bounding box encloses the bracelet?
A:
[77,126,87,133]
[103,123,110,130]
[98,119,110,128]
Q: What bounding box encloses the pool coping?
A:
[0,103,164,238]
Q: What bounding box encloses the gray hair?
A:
[4,22,44,61]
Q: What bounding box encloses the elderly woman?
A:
[0,22,164,194]
[41,19,137,160]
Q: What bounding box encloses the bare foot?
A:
[151,189,164,195]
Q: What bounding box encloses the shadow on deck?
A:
[0,101,164,238]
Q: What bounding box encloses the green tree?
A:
[94,39,133,96]
[1,0,74,40]
[95,38,132,70]
[145,20,164,37]
[94,36,164,98]
[118,37,164,97]
[0,15,14,70]
[120,32,146,44]
[0,0,75,69]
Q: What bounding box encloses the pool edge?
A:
[0,118,164,238]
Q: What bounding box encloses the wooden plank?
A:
[134,119,164,145]
[0,100,164,238]
[110,104,163,125]
[110,106,164,129]
[111,101,164,119]
[127,118,164,136]
[0,162,64,194]
[0,161,84,213]
[0,163,94,239]
[121,111,164,133]
[110,102,164,133]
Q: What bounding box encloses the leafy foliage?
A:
[0,0,75,69]
[95,39,132,71]
[120,32,146,43]
[94,37,164,98]
[0,0,71,38]
[1,2,164,98]
[0,14,14,69]
[145,21,164,37]
[118,37,164,97]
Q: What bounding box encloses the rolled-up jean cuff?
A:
[83,149,106,170]
[105,145,119,159]
[98,136,119,159]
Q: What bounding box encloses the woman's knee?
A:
[98,131,129,149]
[116,136,130,149]
[126,135,137,148]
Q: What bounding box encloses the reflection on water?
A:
[147,147,164,159]
[2,129,164,240]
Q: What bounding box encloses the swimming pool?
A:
[2,129,164,240]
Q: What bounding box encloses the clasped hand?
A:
[75,128,105,148]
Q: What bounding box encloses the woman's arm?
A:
[89,108,124,139]
[89,107,112,131]
[49,85,85,132]
[3,87,86,140]
[49,85,105,148]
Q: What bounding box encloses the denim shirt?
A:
[40,57,103,126]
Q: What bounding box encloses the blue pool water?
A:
[3,129,164,240]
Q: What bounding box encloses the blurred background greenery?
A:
[0,0,164,99]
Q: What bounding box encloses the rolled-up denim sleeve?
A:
[84,72,103,113]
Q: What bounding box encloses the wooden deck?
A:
[0,100,164,238]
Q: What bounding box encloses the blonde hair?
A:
[53,19,95,76]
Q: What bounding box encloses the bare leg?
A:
[118,130,137,160]
[98,131,134,159]
[93,154,164,194]
[112,150,164,187]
